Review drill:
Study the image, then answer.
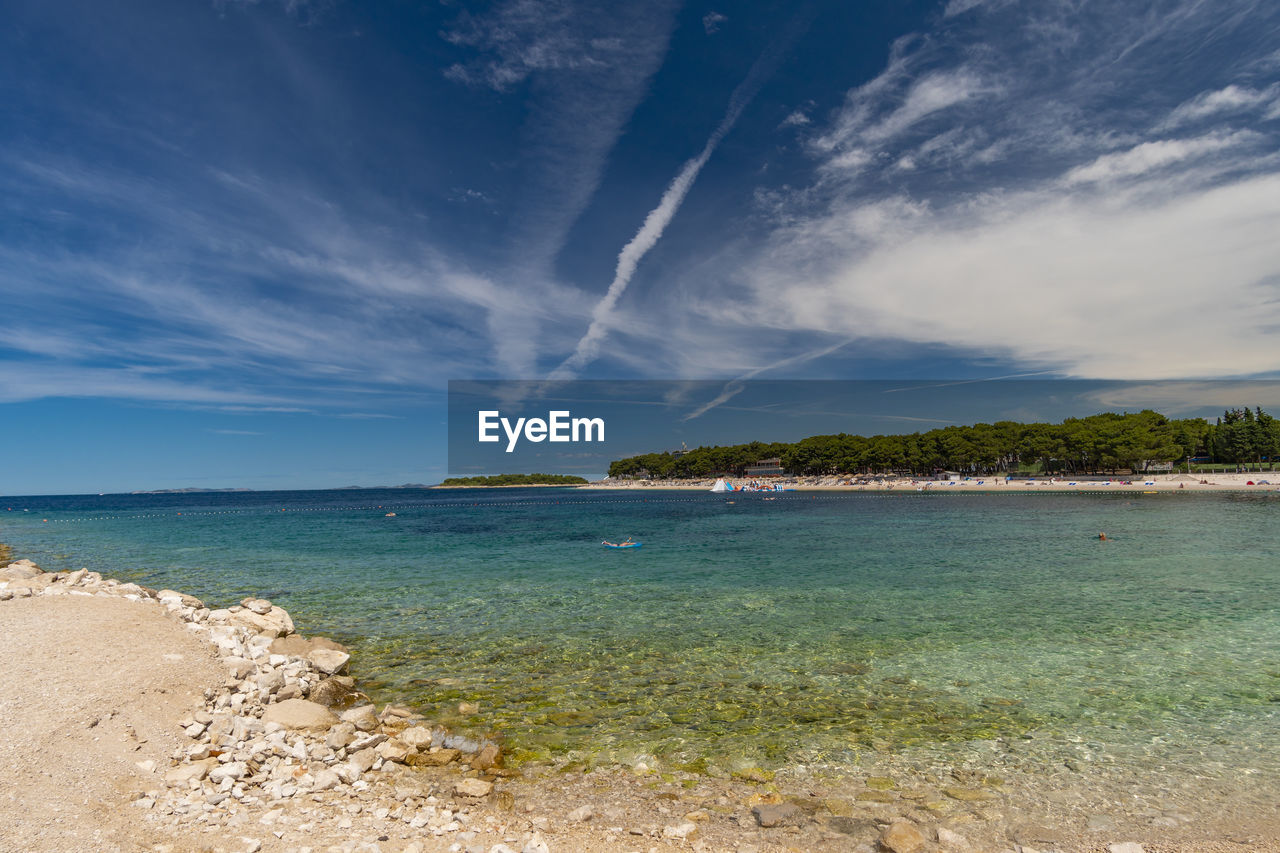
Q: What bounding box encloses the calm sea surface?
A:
[3,488,1279,779]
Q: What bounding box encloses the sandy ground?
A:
[0,594,224,853]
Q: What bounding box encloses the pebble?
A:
[751,802,803,828]
[521,834,549,853]
[456,778,494,798]
[880,820,927,853]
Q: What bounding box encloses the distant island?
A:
[335,483,433,490]
[437,474,589,487]
[130,487,256,494]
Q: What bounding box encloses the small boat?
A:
[602,540,642,549]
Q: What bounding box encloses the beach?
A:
[5,487,1280,852]
[6,551,1280,853]
[583,472,1279,492]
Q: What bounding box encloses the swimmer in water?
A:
[1098,532,1107,541]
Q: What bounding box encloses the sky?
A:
[2,0,1279,493]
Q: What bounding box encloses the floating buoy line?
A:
[0,486,1220,525]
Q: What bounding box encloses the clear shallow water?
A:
[4,488,1280,778]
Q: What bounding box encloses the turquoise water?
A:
[4,488,1280,777]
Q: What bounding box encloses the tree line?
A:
[607,408,1280,479]
[438,473,588,487]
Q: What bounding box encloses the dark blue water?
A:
[4,487,1279,778]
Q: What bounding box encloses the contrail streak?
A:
[680,337,854,421]
[550,12,812,379]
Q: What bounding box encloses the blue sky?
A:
[3,0,1279,493]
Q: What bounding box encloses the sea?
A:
[3,487,1279,789]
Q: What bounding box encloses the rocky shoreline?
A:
[0,555,546,853]
[4,551,1277,853]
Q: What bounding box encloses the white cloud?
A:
[702,12,727,35]
[443,0,672,92]
[863,69,991,143]
[813,64,998,178]
[1163,84,1278,127]
[1083,382,1280,415]
[942,0,1016,17]
[648,0,1280,384]
[779,109,810,128]
[740,171,1280,379]
[1061,131,1256,185]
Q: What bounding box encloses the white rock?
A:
[223,657,256,679]
[348,748,378,773]
[261,699,339,731]
[349,732,387,751]
[663,821,697,839]
[376,738,411,763]
[521,833,549,853]
[937,827,969,848]
[454,778,493,798]
[567,805,593,822]
[326,722,357,749]
[165,761,214,785]
[209,761,248,783]
[310,769,340,791]
[307,648,350,675]
[399,725,433,749]
[1108,845,1145,853]
[340,705,380,732]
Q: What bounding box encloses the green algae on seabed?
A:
[354,651,1050,774]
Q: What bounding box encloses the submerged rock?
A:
[752,803,804,828]
[471,742,502,771]
[268,634,311,657]
[408,748,459,767]
[880,821,927,853]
